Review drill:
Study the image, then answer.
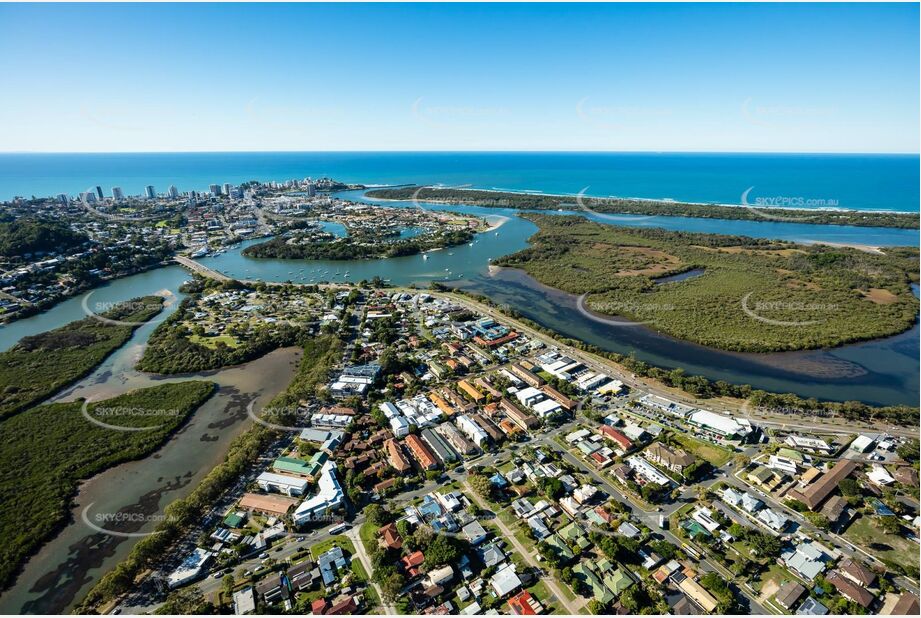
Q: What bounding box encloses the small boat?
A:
[422,254,429,260]
[469,242,474,246]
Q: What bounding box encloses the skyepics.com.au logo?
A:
[411,97,508,129]
[576,96,672,131]
[574,186,656,223]
[576,294,676,328]
[81,398,182,432]
[81,503,178,538]
[740,186,839,222]
[81,290,173,326]
[740,97,837,129]
[246,400,312,433]
[740,292,839,327]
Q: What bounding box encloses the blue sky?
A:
[0,2,917,153]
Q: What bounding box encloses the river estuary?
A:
[0,189,917,612]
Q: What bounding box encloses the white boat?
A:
[422,254,429,260]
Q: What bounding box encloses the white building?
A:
[293,461,344,526]
[626,455,670,486]
[688,410,752,440]
[167,548,212,588]
[456,415,489,448]
[257,472,309,496]
[515,386,545,408]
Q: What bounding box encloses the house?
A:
[796,598,829,616]
[758,508,789,531]
[838,558,876,588]
[508,590,544,615]
[325,596,358,615]
[462,520,489,545]
[820,495,851,526]
[232,587,256,615]
[825,570,875,609]
[890,592,920,616]
[287,560,317,592]
[255,572,288,605]
[427,565,455,588]
[781,541,828,581]
[748,466,783,491]
[317,546,349,586]
[676,575,719,613]
[491,564,524,598]
[402,550,425,577]
[775,581,806,611]
[379,522,403,550]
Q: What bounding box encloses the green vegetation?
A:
[444,286,919,427]
[0,217,88,257]
[495,214,918,352]
[137,295,306,374]
[367,186,920,229]
[77,335,342,612]
[0,296,164,419]
[843,515,920,578]
[0,381,216,591]
[666,432,733,467]
[309,535,356,559]
[243,227,475,260]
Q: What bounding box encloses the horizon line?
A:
[0,149,918,156]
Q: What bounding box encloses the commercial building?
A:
[256,471,309,496]
[167,548,212,589]
[405,434,438,470]
[646,442,695,473]
[500,398,539,430]
[687,410,752,440]
[510,363,544,388]
[292,461,344,526]
[456,414,489,448]
[384,438,412,473]
[787,459,858,510]
[626,455,670,486]
[421,428,458,464]
[238,493,299,517]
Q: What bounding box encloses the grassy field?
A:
[0,380,216,591]
[669,433,733,466]
[0,296,164,419]
[309,534,356,559]
[843,516,920,577]
[495,214,919,352]
[188,333,240,349]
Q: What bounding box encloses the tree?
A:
[365,504,392,527]
[379,572,406,603]
[538,476,565,500]
[157,586,210,614]
[221,573,236,599]
[425,534,462,566]
[877,515,902,535]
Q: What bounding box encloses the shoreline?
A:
[368,183,919,216]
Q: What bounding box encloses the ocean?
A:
[0,151,918,211]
